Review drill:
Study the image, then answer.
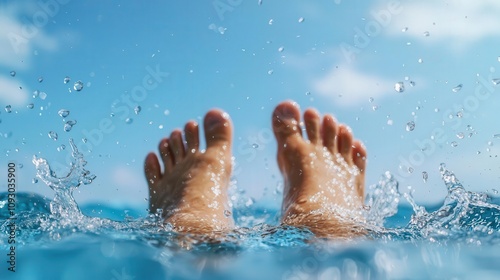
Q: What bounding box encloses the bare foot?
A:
[144,110,234,234]
[272,101,367,238]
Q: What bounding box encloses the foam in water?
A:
[1,139,500,250]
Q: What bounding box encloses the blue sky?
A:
[1,0,500,212]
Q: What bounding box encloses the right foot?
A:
[272,101,367,238]
[144,110,234,234]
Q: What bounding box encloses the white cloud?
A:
[0,1,59,70]
[385,0,500,44]
[313,65,395,106]
[0,1,61,105]
[0,76,29,106]
[111,166,145,191]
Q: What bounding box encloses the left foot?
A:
[144,110,234,234]
[272,101,367,238]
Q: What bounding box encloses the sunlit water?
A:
[1,140,500,280]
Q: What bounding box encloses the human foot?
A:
[272,101,367,238]
[144,110,234,234]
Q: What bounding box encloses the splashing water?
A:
[1,142,500,278]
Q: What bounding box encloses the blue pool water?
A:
[1,140,500,280]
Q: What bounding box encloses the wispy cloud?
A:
[111,166,145,192]
[0,3,58,70]
[0,76,29,106]
[313,65,394,106]
[0,1,60,105]
[384,0,500,45]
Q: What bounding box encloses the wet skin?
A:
[144,101,367,237]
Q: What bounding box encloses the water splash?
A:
[364,172,400,227]
[1,139,500,251]
[32,139,95,222]
[402,164,500,243]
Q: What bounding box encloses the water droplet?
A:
[245,197,255,207]
[394,82,405,93]
[63,76,71,84]
[408,167,414,174]
[278,46,284,52]
[258,0,263,5]
[125,118,133,124]
[224,210,232,217]
[164,110,170,116]
[57,144,66,152]
[58,109,70,118]
[27,103,34,109]
[406,121,415,131]
[32,178,38,184]
[64,120,77,132]
[298,17,305,23]
[368,97,374,103]
[387,119,393,125]
[268,19,273,25]
[10,71,16,77]
[409,81,416,87]
[456,132,464,139]
[38,76,43,83]
[268,69,274,75]
[494,134,500,139]
[418,58,423,63]
[493,189,499,195]
[5,105,12,113]
[423,31,430,37]
[452,84,462,92]
[39,91,47,100]
[32,90,40,98]
[372,105,379,111]
[82,138,88,143]
[48,131,58,140]
[73,80,84,91]
[252,143,259,149]
[451,141,458,147]
[134,106,141,115]
[402,27,408,32]
[422,171,428,182]
[492,78,500,85]
[488,141,494,146]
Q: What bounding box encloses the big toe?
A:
[204,109,232,151]
[272,101,302,146]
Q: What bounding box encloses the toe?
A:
[337,125,354,164]
[322,114,338,153]
[304,108,321,144]
[185,121,199,154]
[352,140,367,173]
[169,130,185,164]
[272,101,302,147]
[352,140,367,198]
[144,152,162,193]
[159,138,173,174]
[204,109,232,150]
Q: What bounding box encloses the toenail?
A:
[206,116,224,131]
